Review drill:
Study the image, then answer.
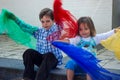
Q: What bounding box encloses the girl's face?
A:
[79,23,90,38]
[40,15,54,30]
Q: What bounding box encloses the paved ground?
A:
[0,34,120,74]
[0,35,27,60]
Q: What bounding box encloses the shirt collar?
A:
[46,23,56,32]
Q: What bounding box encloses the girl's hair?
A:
[39,8,54,20]
[77,16,96,37]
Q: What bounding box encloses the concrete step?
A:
[0,57,86,80]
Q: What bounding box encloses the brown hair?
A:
[77,16,96,37]
[39,8,54,20]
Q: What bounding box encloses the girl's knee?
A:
[86,74,92,80]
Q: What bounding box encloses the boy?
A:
[8,8,63,80]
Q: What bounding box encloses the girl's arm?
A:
[95,29,115,44]
[57,39,70,43]
[57,36,79,45]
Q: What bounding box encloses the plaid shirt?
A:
[15,19,63,65]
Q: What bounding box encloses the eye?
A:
[41,21,45,23]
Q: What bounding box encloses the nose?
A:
[43,22,47,26]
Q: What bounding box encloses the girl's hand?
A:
[114,26,120,33]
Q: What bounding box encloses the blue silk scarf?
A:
[52,41,120,80]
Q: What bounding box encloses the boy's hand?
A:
[3,9,17,20]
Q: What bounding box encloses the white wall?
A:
[0,0,112,33]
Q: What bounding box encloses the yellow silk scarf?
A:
[101,29,120,60]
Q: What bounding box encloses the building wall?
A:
[0,0,112,33]
[112,0,120,28]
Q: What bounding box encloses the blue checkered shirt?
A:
[15,19,63,65]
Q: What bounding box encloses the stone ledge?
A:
[0,57,86,80]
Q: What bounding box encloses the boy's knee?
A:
[44,52,54,58]
[23,49,34,58]
[43,53,57,62]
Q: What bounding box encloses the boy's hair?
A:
[77,16,96,37]
[39,8,54,20]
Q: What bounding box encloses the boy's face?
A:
[79,23,90,38]
[40,15,54,30]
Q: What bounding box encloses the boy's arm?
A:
[6,9,38,35]
[15,18,38,35]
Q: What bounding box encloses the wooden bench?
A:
[0,57,86,80]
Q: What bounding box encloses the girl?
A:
[60,16,118,80]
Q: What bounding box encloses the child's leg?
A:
[86,74,92,80]
[65,60,85,80]
[66,69,74,80]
